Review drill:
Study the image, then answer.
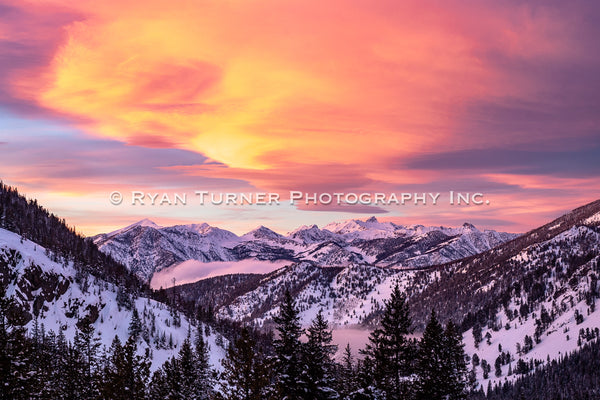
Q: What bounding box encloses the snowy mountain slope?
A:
[201,199,600,394]
[406,199,600,331]
[232,204,600,395]
[94,217,517,283]
[462,223,600,390]
[0,227,226,372]
[214,261,434,328]
[295,241,365,265]
[163,273,266,312]
[239,225,286,242]
[394,199,600,390]
[201,222,518,328]
[93,220,240,282]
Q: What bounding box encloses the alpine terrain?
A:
[3,181,600,399]
[94,217,517,283]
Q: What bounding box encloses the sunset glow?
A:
[1,0,599,235]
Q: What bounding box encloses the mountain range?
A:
[160,199,600,391]
[3,180,600,395]
[93,217,518,284]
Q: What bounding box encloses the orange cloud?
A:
[2,0,599,235]
[10,0,579,175]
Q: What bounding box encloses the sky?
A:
[0,0,599,236]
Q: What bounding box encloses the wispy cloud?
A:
[0,0,599,234]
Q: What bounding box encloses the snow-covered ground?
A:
[0,227,226,372]
[216,262,423,328]
[464,301,600,390]
[462,224,600,391]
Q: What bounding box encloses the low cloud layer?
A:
[150,259,290,289]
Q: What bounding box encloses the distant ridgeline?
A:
[0,182,145,293]
[2,180,600,398]
[405,198,600,332]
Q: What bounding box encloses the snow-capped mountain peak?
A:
[287,224,337,244]
[184,222,213,233]
[288,224,319,235]
[136,217,160,227]
[172,222,238,241]
[322,217,398,240]
[462,222,476,230]
[94,215,518,284]
[241,225,284,241]
[104,218,161,237]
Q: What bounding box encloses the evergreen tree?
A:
[360,328,385,396]
[272,290,307,399]
[0,286,33,400]
[151,328,215,400]
[415,310,446,400]
[178,335,199,399]
[362,284,415,399]
[194,323,215,399]
[354,355,383,399]
[53,329,72,399]
[36,328,60,399]
[481,359,490,379]
[102,335,150,400]
[148,368,170,400]
[163,358,183,399]
[221,327,271,400]
[415,312,468,400]
[467,368,478,393]
[485,332,492,346]
[494,356,502,377]
[304,310,339,399]
[101,336,127,399]
[62,341,89,399]
[443,321,468,399]
[74,318,102,399]
[129,307,143,342]
[338,343,358,399]
[123,336,151,400]
[473,324,482,349]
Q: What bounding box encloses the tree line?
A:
[0,182,144,294]
[249,285,469,400]
[474,336,600,400]
[1,280,468,399]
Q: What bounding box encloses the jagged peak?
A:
[242,225,283,239]
[131,218,160,228]
[167,223,239,241]
[288,224,320,235]
[104,218,160,237]
[182,222,212,232]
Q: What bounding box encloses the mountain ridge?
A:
[93,217,519,283]
[181,199,600,390]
